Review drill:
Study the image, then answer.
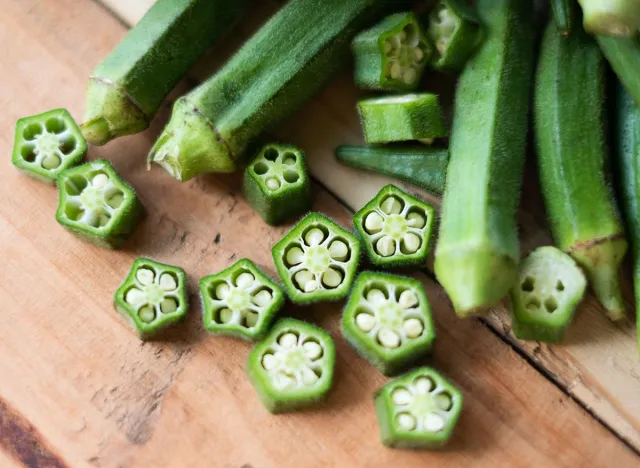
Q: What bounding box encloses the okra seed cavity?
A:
[397,413,417,430]
[391,387,412,405]
[266,178,280,191]
[365,212,384,233]
[252,289,273,307]
[159,273,178,291]
[407,212,426,229]
[399,290,418,308]
[328,240,349,261]
[403,318,424,338]
[356,312,376,332]
[136,268,155,286]
[305,228,325,246]
[303,341,323,360]
[384,22,427,85]
[381,196,403,215]
[378,328,401,348]
[138,305,156,323]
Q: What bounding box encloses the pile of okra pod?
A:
[10,0,640,450]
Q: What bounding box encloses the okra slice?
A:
[113,258,188,340]
[357,94,447,145]
[243,144,311,226]
[56,160,143,249]
[200,259,285,341]
[352,12,432,91]
[425,0,483,72]
[247,318,336,413]
[353,185,435,268]
[374,367,463,449]
[12,109,87,185]
[272,213,361,304]
[509,247,587,343]
[342,272,435,376]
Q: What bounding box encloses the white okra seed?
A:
[424,414,445,432]
[304,280,319,293]
[321,268,342,288]
[125,288,145,305]
[366,288,386,305]
[355,313,376,332]
[391,388,412,405]
[252,290,273,307]
[402,233,421,253]
[244,310,259,328]
[275,372,295,388]
[328,240,349,261]
[398,30,407,43]
[42,154,61,169]
[384,40,393,54]
[403,318,424,338]
[92,173,109,188]
[381,196,402,215]
[390,62,402,80]
[236,272,255,289]
[266,178,280,191]
[136,268,155,286]
[294,270,315,290]
[159,273,177,291]
[397,413,417,431]
[399,290,419,308]
[262,353,277,370]
[434,393,453,411]
[402,68,417,85]
[301,367,319,386]
[364,212,384,232]
[279,332,298,348]
[305,228,325,246]
[160,298,178,314]
[407,212,426,228]
[414,376,434,394]
[215,283,231,300]
[138,305,156,323]
[219,308,234,323]
[303,341,322,360]
[376,236,396,257]
[378,328,401,348]
[286,247,305,265]
[414,47,424,61]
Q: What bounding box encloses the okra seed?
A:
[434,392,453,411]
[424,414,445,433]
[364,212,384,232]
[436,38,447,56]
[252,289,273,307]
[355,313,376,332]
[159,273,178,291]
[399,290,419,308]
[397,413,417,431]
[215,283,230,300]
[391,388,412,405]
[97,214,110,228]
[407,211,426,228]
[402,68,417,85]
[403,318,424,338]
[245,311,259,328]
[418,138,434,145]
[136,268,155,286]
[384,40,393,54]
[138,305,156,323]
[366,288,386,305]
[378,328,401,348]
[294,269,315,291]
[414,48,424,62]
[286,247,305,265]
[381,196,403,215]
[160,298,178,314]
[414,377,434,394]
[219,308,234,323]
[304,280,319,293]
[301,367,319,385]
[266,178,281,191]
[321,268,342,288]
[42,154,61,170]
[398,30,407,43]
[92,173,109,188]
[279,332,298,348]
[303,341,322,360]
[125,288,145,305]
[390,62,402,80]
[275,372,295,388]
[328,240,349,261]
[282,153,297,165]
[262,353,277,370]
[236,272,255,289]
[376,236,396,257]
[402,233,421,253]
[304,228,325,246]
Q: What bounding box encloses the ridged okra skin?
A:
[598,35,640,107]
[374,367,463,449]
[352,12,432,91]
[243,144,311,226]
[578,0,640,38]
[114,258,188,340]
[149,0,410,180]
[56,160,144,249]
[247,318,336,413]
[434,0,534,317]
[342,272,436,376]
[535,21,628,321]
[200,259,285,341]
[12,109,87,185]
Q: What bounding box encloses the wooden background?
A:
[0,0,639,466]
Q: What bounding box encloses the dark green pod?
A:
[550,0,575,36]
[598,35,640,107]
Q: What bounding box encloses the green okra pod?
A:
[578,0,640,38]
[550,0,575,36]
[598,35,640,107]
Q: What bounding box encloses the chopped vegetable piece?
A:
[56,160,144,249]
[272,213,361,304]
[12,109,87,185]
[247,318,336,413]
[598,35,640,107]
[113,258,188,340]
[374,367,463,449]
[578,0,640,38]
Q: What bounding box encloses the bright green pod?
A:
[113,258,188,340]
[509,247,587,343]
[352,12,432,91]
[12,109,87,185]
[434,0,534,317]
[200,259,285,341]
[578,0,640,38]
[272,213,361,304]
[82,0,249,146]
[341,272,436,376]
[149,0,410,180]
[335,145,449,197]
[374,367,463,449]
[56,160,144,249]
[598,35,640,107]
[242,144,311,226]
[247,318,336,413]
[425,0,483,72]
[535,21,628,321]
[550,0,575,36]
[353,185,435,268]
[357,94,447,145]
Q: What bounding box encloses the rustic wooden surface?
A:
[0,0,639,466]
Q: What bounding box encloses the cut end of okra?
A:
[113,258,188,340]
[578,0,640,37]
[12,109,87,185]
[342,271,435,376]
[200,259,285,341]
[243,144,311,225]
[272,213,361,304]
[247,318,336,413]
[352,12,432,91]
[509,247,587,343]
[55,160,143,249]
[357,93,447,145]
[354,185,435,268]
[375,367,463,449]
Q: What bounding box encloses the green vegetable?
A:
[341,271,436,376]
[374,367,463,449]
[82,0,249,146]
[535,21,628,320]
[335,144,448,196]
[434,0,534,317]
[12,109,87,185]
[247,318,336,413]
[200,258,285,341]
[598,35,640,106]
[56,160,144,249]
[243,143,311,226]
[550,0,575,36]
[578,0,640,37]
[272,213,361,304]
[509,247,587,343]
[352,12,432,91]
[357,93,447,145]
[149,0,409,180]
[425,0,483,71]
[113,258,188,340]
[353,185,435,268]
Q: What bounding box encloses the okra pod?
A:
[598,35,640,107]
[550,0,575,36]
[578,0,640,38]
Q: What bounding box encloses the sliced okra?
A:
[243,143,311,225]
[352,12,432,91]
[272,213,361,304]
[354,185,435,268]
[342,271,435,376]
[200,259,285,341]
[113,258,188,340]
[12,109,87,185]
[247,318,336,413]
[374,367,463,449]
[357,94,447,145]
[425,0,483,72]
[509,247,587,343]
[56,160,143,249]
